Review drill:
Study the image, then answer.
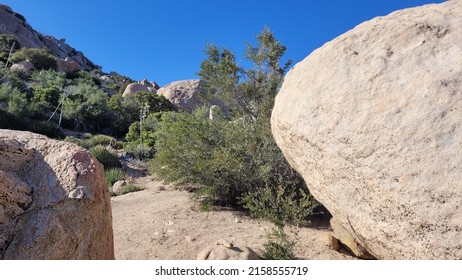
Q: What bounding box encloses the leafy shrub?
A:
[263,227,295,260]
[90,145,121,169]
[64,136,91,149]
[240,184,317,228]
[104,168,126,187]
[0,35,19,62]
[125,144,154,161]
[89,134,118,148]
[10,48,57,70]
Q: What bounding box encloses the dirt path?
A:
[111,175,354,260]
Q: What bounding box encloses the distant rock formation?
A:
[0,4,98,71]
[122,80,158,97]
[0,130,114,259]
[271,1,462,259]
[157,79,227,113]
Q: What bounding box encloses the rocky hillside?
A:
[0,4,97,71]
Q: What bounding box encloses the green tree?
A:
[109,92,172,136]
[62,83,110,131]
[152,28,316,229]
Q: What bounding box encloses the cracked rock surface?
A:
[0,130,114,259]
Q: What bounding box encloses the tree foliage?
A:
[152,28,316,223]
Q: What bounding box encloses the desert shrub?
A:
[27,120,64,139]
[0,108,26,130]
[64,136,88,148]
[117,184,143,195]
[104,168,126,187]
[262,227,295,260]
[240,184,317,228]
[108,92,173,136]
[149,29,318,229]
[125,143,154,161]
[10,48,57,70]
[89,134,118,148]
[90,145,121,169]
[0,35,19,62]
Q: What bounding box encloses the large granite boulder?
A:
[122,82,156,97]
[157,79,205,112]
[0,130,114,259]
[157,79,227,113]
[271,1,462,259]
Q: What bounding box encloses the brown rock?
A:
[271,1,462,259]
[0,130,114,259]
[57,58,80,73]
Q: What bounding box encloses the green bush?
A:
[27,120,64,139]
[104,168,126,187]
[90,145,121,169]
[263,227,295,260]
[89,134,118,148]
[240,184,317,228]
[117,184,143,195]
[64,136,90,149]
[10,48,57,70]
[0,35,19,62]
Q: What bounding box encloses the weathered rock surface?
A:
[122,82,156,97]
[10,60,35,72]
[0,5,96,70]
[330,218,375,259]
[271,1,462,260]
[56,58,80,73]
[0,130,114,259]
[157,79,204,112]
[112,180,127,194]
[197,239,260,260]
[157,79,227,113]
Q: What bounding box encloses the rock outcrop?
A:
[157,79,203,112]
[271,1,462,259]
[122,82,157,97]
[10,60,35,72]
[0,4,97,70]
[157,79,226,113]
[0,130,114,259]
[56,58,80,73]
[197,239,260,260]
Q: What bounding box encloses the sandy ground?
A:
[111,175,354,260]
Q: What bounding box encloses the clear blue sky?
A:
[2,0,444,86]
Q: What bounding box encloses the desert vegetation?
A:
[0,29,318,259]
